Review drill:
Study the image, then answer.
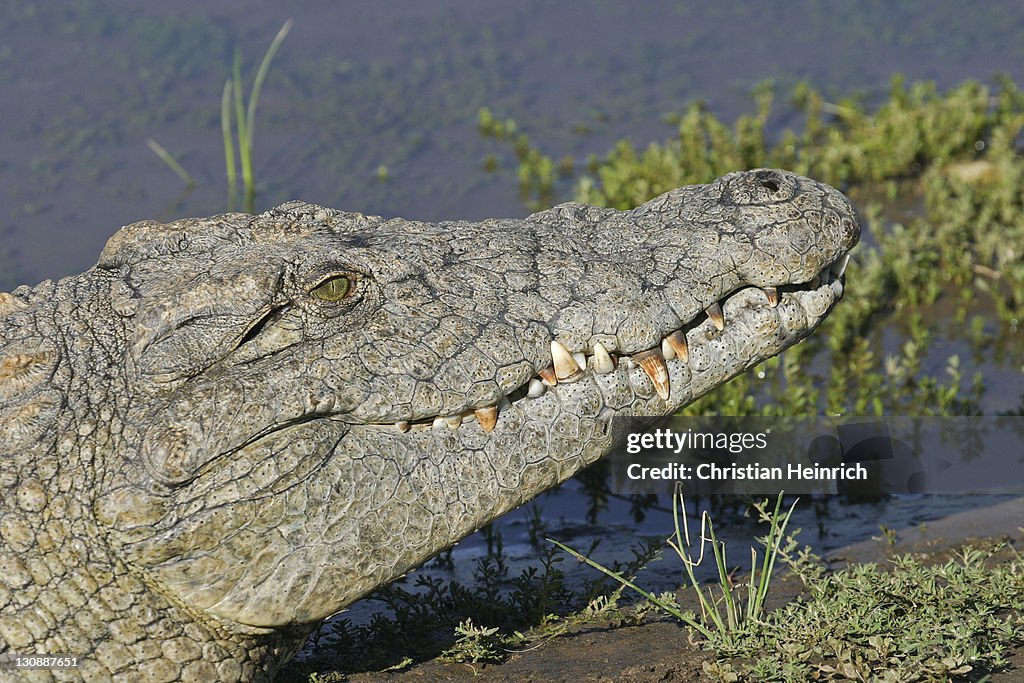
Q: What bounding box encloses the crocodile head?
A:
[0,168,858,678]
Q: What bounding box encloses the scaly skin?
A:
[0,169,859,681]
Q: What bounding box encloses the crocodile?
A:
[0,169,858,681]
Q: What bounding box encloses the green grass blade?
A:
[231,19,292,213]
[746,546,758,620]
[747,493,797,619]
[146,139,195,187]
[547,537,713,639]
[221,79,238,210]
[705,515,738,629]
[759,497,798,611]
[244,19,292,153]
[232,48,251,210]
[669,499,728,634]
[672,485,688,551]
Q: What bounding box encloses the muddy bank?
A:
[329,498,1024,682]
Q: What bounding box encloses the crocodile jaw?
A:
[129,277,850,627]
[119,172,856,627]
[1,168,860,678]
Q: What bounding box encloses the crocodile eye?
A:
[310,275,353,301]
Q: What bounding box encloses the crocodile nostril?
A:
[754,170,781,192]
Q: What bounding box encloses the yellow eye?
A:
[310,275,352,301]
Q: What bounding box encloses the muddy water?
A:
[1,1,1022,668]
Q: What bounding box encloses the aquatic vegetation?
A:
[224,19,292,212]
[148,19,292,212]
[466,76,1024,681]
[145,138,194,188]
[553,496,1024,681]
[482,75,1024,419]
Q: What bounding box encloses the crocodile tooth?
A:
[591,342,615,374]
[474,406,498,433]
[444,414,462,429]
[538,367,557,387]
[633,349,671,400]
[0,292,29,315]
[705,302,725,330]
[527,378,546,397]
[664,330,689,363]
[830,253,851,279]
[661,337,676,360]
[432,416,446,430]
[396,421,411,432]
[762,286,779,307]
[551,340,582,381]
[830,279,844,298]
[572,351,587,370]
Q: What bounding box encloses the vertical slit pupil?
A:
[312,276,351,301]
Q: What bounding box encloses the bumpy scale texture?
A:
[0,169,859,681]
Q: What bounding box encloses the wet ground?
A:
[327,491,1021,628]
[280,492,1024,677]
[294,497,1024,681]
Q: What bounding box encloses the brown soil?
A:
[347,619,713,682]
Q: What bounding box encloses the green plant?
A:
[223,19,292,212]
[876,525,898,546]
[145,138,194,188]
[439,618,505,665]
[550,488,796,643]
[706,542,1024,681]
[148,19,292,212]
